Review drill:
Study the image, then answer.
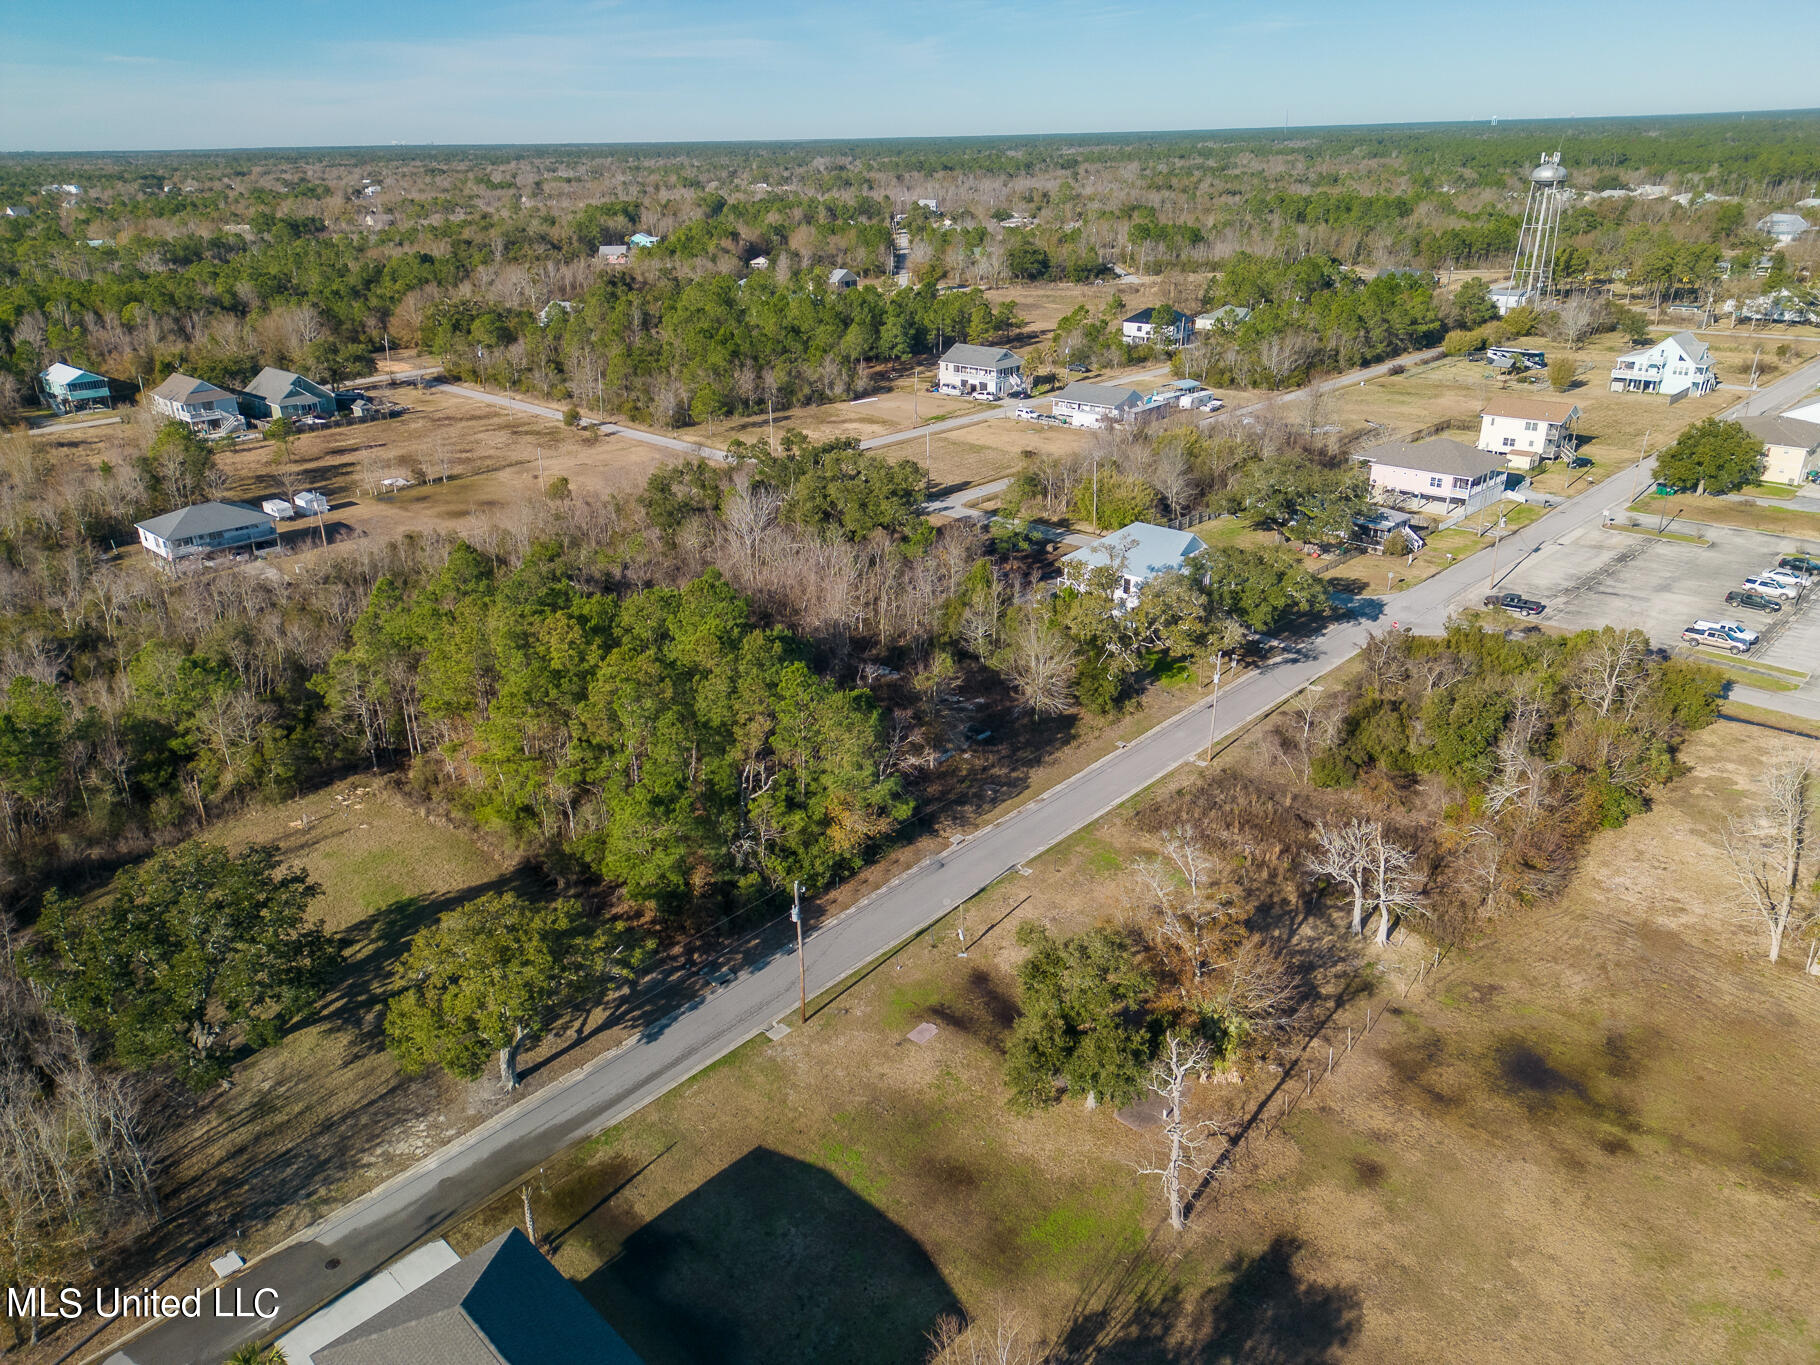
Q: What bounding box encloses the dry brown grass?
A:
[444,718,1820,1365]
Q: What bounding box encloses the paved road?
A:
[98,425,1647,1365]
[99,346,1802,1365]
[27,414,124,434]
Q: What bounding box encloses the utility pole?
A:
[1629,428,1651,507]
[913,366,918,421]
[956,899,967,956]
[1203,650,1224,762]
[1092,453,1099,530]
[792,882,806,1023]
[537,445,544,491]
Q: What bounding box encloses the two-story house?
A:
[1475,396,1582,469]
[1120,308,1194,349]
[148,373,246,434]
[1609,331,1717,397]
[937,343,1025,398]
[37,362,113,414]
[240,367,337,421]
[1364,438,1507,517]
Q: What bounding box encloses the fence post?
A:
[1347,1025,1353,1052]
[1328,1045,1334,1078]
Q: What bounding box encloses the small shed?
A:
[828,267,860,291]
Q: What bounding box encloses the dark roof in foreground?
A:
[1053,381,1143,408]
[1739,414,1820,449]
[314,1229,640,1365]
[134,501,273,541]
[1366,437,1507,479]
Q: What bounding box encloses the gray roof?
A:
[243,366,332,405]
[315,1229,639,1365]
[1054,381,1144,409]
[828,267,859,283]
[940,343,1020,368]
[135,501,273,542]
[149,372,236,405]
[1739,414,1820,450]
[1367,437,1507,480]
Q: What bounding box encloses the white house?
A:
[1757,213,1812,245]
[1052,381,1152,428]
[148,373,245,434]
[1488,286,1534,316]
[937,343,1024,398]
[1364,438,1507,516]
[1737,414,1820,486]
[1120,308,1194,348]
[1061,522,1208,611]
[1475,395,1582,469]
[828,267,859,291]
[598,243,630,265]
[1609,331,1717,397]
[136,501,278,563]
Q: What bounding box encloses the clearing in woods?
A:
[445,718,1820,1365]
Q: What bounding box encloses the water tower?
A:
[1494,153,1569,313]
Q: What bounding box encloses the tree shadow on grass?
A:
[1056,1233,1362,1363]
[580,1146,958,1365]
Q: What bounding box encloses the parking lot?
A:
[1468,519,1820,678]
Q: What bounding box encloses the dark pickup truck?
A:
[1484,592,1545,615]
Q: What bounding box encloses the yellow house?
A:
[1738,414,1820,486]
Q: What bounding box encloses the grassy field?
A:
[445,716,1820,1365]
[1626,493,1820,543]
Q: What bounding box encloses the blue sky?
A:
[5,0,1817,151]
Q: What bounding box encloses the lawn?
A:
[445,714,1820,1365]
[1626,493,1820,543]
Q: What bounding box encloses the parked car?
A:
[1694,619,1758,647]
[1681,623,1750,654]
[1015,406,1041,420]
[1761,567,1811,588]
[1482,592,1545,615]
[1065,362,1089,374]
[1742,575,1800,599]
[1725,589,1785,613]
[1778,553,1820,575]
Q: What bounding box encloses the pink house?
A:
[1364,438,1506,516]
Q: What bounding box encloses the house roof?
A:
[1123,307,1186,326]
[940,343,1019,368]
[1062,523,1207,579]
[149,372,236,405]
[1738,414,1820,451]
[313,1229,639,1365]
[598,243,629,255]
[42,362,102,386]
[828,267,859,283]
[1053,381,1144,409]
[243,366,330,405]
[1367,437,1507,480]
[135,501,272,542]
[1757,213,1811,235]
[1479,396,1581,424]
[1614,330,1711,366]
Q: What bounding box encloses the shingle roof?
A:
[149,372,235,405]
[1062,523,1207,578]
[314,1229,639,1365]
[243,366,330,404]
[1479,396,1580,424]
[1053,381,1143,409]
[940,343,1020,368]
[1368,437,1507,480]
[1739,414,1820,450]
[135,501,272,542]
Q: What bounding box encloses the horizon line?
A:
[6,105,1819,159]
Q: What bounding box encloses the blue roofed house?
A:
[628,232,660,248]
[37,362,113,414]
[240,367,337,421]
[1061,522,1207,611]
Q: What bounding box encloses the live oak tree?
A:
[1654,418,1764,495]
[26,843,342,1089]
[384,891,655,1090]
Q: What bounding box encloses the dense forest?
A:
[4,112,1817,424]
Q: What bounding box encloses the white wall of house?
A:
[1476,414,1559,459]
[1053,399,1124,428]
[938,360,1023,396]
[151,393,245,432]
[1609,337,1716,395]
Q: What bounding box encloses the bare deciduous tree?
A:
[1570,627,1650,720]
[1003,612,1076,717]
[1310,818,1375,936]
[1721,756,1816,963]
[1135,1031,1228,1231]
[925,1304,1045,1365]
[1367,825,1423,946]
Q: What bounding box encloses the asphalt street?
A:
[97,352,1820,1365]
